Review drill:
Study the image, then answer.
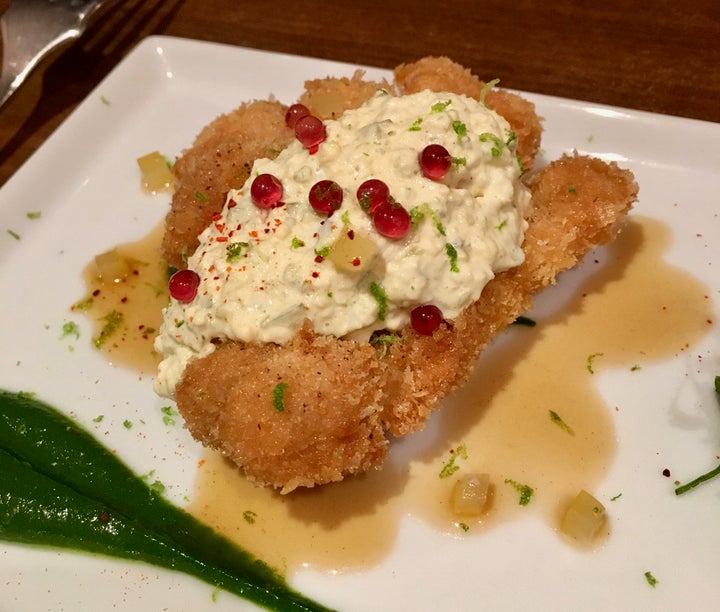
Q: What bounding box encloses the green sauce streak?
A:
[0,390,332,611]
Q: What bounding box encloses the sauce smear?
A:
[81,216,713,575]
[188,216,713,572]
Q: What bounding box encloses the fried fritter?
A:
[164,60,638,493]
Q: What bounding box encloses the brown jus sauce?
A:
[79,216,714,575]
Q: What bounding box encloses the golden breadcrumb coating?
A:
[298,69,391,120]
[162,100,293,270]
[164,59,638,493]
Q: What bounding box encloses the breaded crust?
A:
[162,100,293,270]
[166,59,638,493]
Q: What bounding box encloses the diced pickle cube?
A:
[327,229,377,274]
[560,489,606,543]
[137,151,175,194]
[451,473,490,516]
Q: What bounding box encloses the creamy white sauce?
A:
[155,90,530,397]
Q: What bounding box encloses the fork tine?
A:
[0,0,109,108]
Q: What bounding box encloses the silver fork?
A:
[0,0,109,109]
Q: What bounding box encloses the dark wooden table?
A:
[1,0,718,187]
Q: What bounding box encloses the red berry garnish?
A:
[309,180,343,216]
[295,115,326,152]
[250,173,283,209]
[420,144,451,180]
[356,179,390,213]
[410,304,443,335]
[285,103,310,128]
[372,199,411,239]
[168,269,200,303]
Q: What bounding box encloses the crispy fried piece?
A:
[175,154,637,491]
[298,70,390,120]
[161,100,293,269]
[381,153,638,435]
[166,60,638,492]
[394,56,542,171]
[176,324,388,493]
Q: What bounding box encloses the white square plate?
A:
[1,36,718,611]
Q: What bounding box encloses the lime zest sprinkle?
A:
[409,117,423,131]
[549,410,575,436]
[272,382,288,413]
[161,405,178,426]
[431,99,451,112]
[369,281,388,320]
[226,241,250,262]
[504,478,534,505]
[439,444,468,478]
[644,571,658,587]
[93,310,123,348]
[445,243,459,272]
[60,321,80,340]
[479,78,500,105]
[369,333,398,359]
[452,120,467,140]
[586,352,604,374]
[479,132,504,157]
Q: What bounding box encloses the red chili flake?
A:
[315,255,324,263]
[215,222,225,232]
[249,230,259,238]
[662,468,671,477]
[228,200,237,209]
[312,271,319,278]
[352,257,361,267]
[264,228,271,234]
[99,511,110,523]
[92,289,101,297]
[121,297,128,303]
[212,212,222,221]
[216,236,228,242]
[208,264,215,272]
[347,229,355,240]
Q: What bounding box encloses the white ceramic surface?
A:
[0,36,718,612]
